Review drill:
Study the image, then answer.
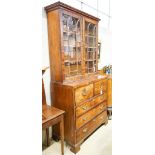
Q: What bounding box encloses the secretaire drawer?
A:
[76,102,107,129]
[75,84,93,105]
[76,110,107,143]
[94,79,107,95]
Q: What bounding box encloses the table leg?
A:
[60,116,64,155]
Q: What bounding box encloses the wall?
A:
[42,0,112,105]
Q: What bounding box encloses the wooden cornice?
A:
[44,1,100,21]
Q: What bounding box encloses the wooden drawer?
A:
[94,79,107,96]
[76,110,107,143]
[93,93,107,105]
[76,99,94,117]
[76,102,107,129]
[76,93,107,117]
[75,84,93,105]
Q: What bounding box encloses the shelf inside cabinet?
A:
[64,60,82,63]
[63,31,80,34]
[85,59,96,61]
[85,46,97,48]
[85,35,96,37]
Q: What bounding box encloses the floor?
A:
[42,120,112,155]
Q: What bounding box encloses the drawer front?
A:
[76,99,94,117]
[76,94,107,117]
[76,111,107,143]
[76,102,107,129]
[75,84,93,105]
[94,79,107,96]
[93,93,107,105]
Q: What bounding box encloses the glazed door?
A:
[61,10,83,80]
[84,19,98,74]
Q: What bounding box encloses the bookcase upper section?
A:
[45,1,101,82]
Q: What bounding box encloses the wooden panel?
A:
[76,102,107,129]
[94,79,107,95]
[76,110,107,143]
[52,83,76,145]
[47,10,62,82]
[75,84,93,104]
[107,77,112,107]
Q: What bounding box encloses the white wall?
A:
[42,0,111,105]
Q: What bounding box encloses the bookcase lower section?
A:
[52,75,108,154]
[52,110,108,153]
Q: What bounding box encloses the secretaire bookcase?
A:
[45,2,108,153]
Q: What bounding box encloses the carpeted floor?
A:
[42,120,112,155]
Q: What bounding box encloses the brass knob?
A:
[83,128,88,133]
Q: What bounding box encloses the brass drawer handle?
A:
[83,128,88,133]
[82,88,87,96]
[82,106,87,110]
[100,106,104,110]
[82,117,87,121]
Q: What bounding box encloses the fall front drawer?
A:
[94,79,107,95]
[75,84,93,105]
[76,110,107,143]
[76,93,107,117]
[76,102,107,129]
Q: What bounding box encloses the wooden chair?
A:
[42,67,65,155]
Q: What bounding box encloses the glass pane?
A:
[77,47,81,60]
[85,21,97,73]
[69,34,76,46]
[62,13,82,78]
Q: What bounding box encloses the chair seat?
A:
[42,105,65,124]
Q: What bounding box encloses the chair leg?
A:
[60,116,64,155]
[46,128,50,146]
